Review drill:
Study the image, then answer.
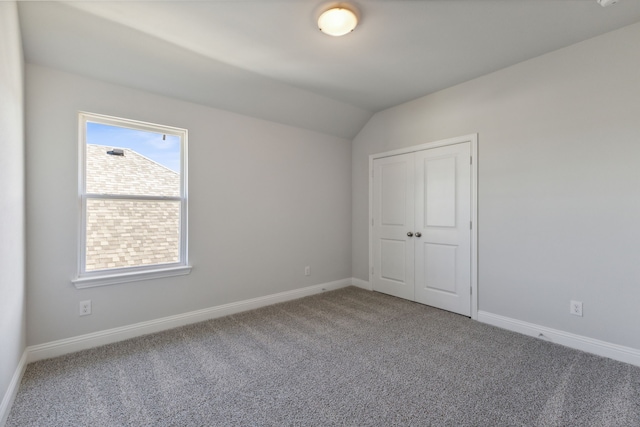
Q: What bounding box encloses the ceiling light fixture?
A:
[318,6,358,37]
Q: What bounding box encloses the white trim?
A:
[351,277,372,291]
[72,265,192,288]
[0,350,27,427]
[369,134,477,160]
[76,112,189,287]
[478,311,640,367]
[368,134,479,319]
[27,279,352,363]
[368,153,374,292]
[470,135,478,320]
[84,194,182,201]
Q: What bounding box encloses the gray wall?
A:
[26,65,351,346]
[0,0,26,418]
[352,22,640,350]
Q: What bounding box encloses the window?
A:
[74,112,190,288]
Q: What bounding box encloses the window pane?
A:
[86,123,181,196]
[86,199,180,272]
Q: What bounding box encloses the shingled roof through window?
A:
[85,144,181,272]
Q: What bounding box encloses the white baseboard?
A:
[0,350,27,427]
[351,277,372,291]
[478,311,640,368]
[27,279,352,363]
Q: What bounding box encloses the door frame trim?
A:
[368,134,479,319]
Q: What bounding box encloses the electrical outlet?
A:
[570,300,583,317]
[304,266,310,276]
[79,300,92,316]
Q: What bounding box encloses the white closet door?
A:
[414,142,471,316]
[371,153,415,301]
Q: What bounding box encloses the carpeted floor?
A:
[7,287,640,426]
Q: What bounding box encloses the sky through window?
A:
[86,122,181,173]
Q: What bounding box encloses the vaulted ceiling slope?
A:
[18,1,640,139]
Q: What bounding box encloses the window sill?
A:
[72,265,192,289]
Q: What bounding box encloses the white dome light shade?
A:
[318,7,358,36]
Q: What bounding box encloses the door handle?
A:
[415,232,422,237]
[407,232,413,237]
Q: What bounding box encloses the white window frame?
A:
[73,112,190,288]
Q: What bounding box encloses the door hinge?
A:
[470,156,473,165]
[470,287,472,295]
[371,218,374,226]
[371,267,374,275]
[470,221,472,230]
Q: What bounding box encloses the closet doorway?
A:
[369,134,478,318]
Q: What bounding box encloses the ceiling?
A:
[17,1,640,139]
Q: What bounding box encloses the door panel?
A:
[414,142,471,316]
[423,243,457,294]
[380,239,407,282]
[424,156,456,227]
[372,142,472,316]
[372,153,414,300]
[381,162,407,226]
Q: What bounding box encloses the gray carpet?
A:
[7,287,640,426]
